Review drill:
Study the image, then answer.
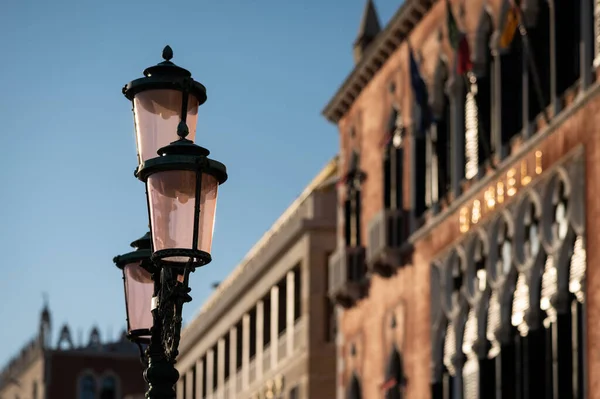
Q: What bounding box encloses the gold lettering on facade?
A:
[521,160,531,186]
[457,150,544,234]
[460,207,470,233]
[471,200,481,224]
[485,186,496,210]
[497,181,505,204]
[535,150,543,175]
[506,168,517,197]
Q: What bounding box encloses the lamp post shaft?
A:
[144,275,179,398]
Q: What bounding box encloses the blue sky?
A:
[0,0,399,366]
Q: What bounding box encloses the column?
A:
[256,300,264,379]
[242,313,250,389]
[207,349,214,398]
[286,270,295,355]
[185,369,194,399]
[176,378,185,399]
[218,338,225,396]
[229,327,237,392]
[271,285,279,367]
[195,358,204,399]
[581,0,593,89]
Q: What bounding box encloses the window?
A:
[526,1,551,123]
[236,321,243,371]
[249,307,257,359]
[32,381,38,399]
[384,108,404,211]
[555,0,582,97]
[79,373,96,399]
[99,375,117,399]
[212,344,219,391]
[431,59,451,203]
[263,293,272,346]
[224,334,231,381]
[278,277,287,335]
[289,386,299,399]
[192,365,197,399]
[293,266,302,321]
[347,374,362,399]
[344,151,363,247]
[182,374,187,399]
[500,32,523,148]
[201,355,207,398]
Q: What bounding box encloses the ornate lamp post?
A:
[114,46,228,398]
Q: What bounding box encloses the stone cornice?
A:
[322,0,436,124]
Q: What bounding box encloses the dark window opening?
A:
[235,321,243,371]
[263,293,272,346]
[201,355,207,398]
[451,258,463,294]
[182,374,187,399]
[289,386,300,399]
[500,34,524,147]
[224,334,231,381]
[384,348,405,399]
[293,265,302,321]
[192,366,197,399]
[414,134,427,217]
[384,109,404,211]
[526,2,551,122]
[278,277,287,335]
[249,307,257,359]
[212,344,218,391]
[433,104,451,204]
[99,376,117,399]
[344,151,362,247]
[347,373,362,399]
[555,0,581,97]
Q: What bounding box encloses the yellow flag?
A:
[499,6,519,49]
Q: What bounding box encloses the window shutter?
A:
[465,84,479,180]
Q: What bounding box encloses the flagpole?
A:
[514,6,551,125]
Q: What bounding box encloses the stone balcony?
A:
[366,208,413,276]
[328,246,368,308]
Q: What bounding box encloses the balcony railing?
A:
[328,246,368,308]
[366,208,413,275]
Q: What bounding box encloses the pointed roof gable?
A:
[353,0,382,63]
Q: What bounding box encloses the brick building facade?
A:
[0,304,146,399]
[325,0,598,398]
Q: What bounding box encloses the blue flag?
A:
[409,43,431,137]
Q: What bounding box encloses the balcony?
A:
[328,246,368,308]
[367,209,413,276]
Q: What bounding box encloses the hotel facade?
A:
[325,0,598,398]
[176,158,338,399]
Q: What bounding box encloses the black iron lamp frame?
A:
[114,46,228,399]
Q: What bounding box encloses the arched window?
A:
[344,151,364,247]
[79,373,96,399]
[347,373,362,399]
[383,348,405,399]
[99,375,117,399]
[383,108,404,211]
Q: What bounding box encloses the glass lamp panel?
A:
[133,90,199,163]
[147,170,197,262]
[124,261,153,332]
[198,173,219,253]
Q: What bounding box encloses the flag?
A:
[498,4,519,50]
[409,43,431,137]
[446,0,460,50]
[457,35,473,75]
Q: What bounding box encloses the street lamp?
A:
[115,46,228,399]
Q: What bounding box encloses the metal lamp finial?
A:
[162,45,173,61]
